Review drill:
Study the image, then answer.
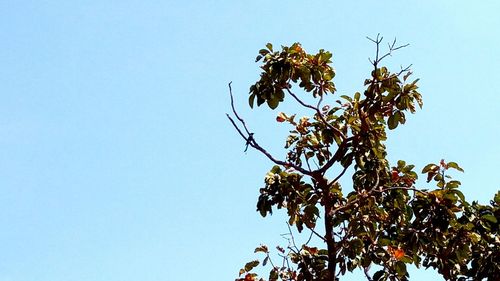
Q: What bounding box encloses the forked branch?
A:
[367,34,410,72]
[226,82,314,176]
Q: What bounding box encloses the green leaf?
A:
[269,269,278,281]
[267,97,279,109]
[378,238,391,246]
[258,49,270,55]
[266,43,273,51]
[437,180,444,188]
[443,192,457,202]
[453,189,465,202]
[249,93,256,108]
[395,261,407,277]
[445,180,461,189]
[304,205,320,217]
[373,270,385,281]
[244,260,259,272]
[388,114,398,130]
[482,214,498,224]
[340,95,352,102]
[469,232,481,243]
[402,165,415,173]
[398,111,406,124]
[447,162,464,172]
[400,256,413,263]
[422,164,438,173]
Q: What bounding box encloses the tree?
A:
[227,35,500,281]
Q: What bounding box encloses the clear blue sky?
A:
[0,1,498,280]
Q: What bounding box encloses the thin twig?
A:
[328,162,352,188]
[286,223,300,253]
[305,229,315,245]
[366,35,410,72]
[292,210,327,243]
[316,94,324,110]
[228,82,251,135]
[364,266,373,281]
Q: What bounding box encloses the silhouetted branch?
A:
[364,267,373,281]
[226,83,314,176]
[317,136,355,175]
[228,82,251,136]
[367,34,410,70]
[328,162,351,188]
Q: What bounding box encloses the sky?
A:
[0,1,498,280]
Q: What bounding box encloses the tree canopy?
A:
[227,36,500,281]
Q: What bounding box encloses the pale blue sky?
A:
[0,1,498,281]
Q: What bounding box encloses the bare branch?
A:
[226,114,250,143]
[228,82,251,135]
[364,267,373,281]
[226,84,315,176]
[316,93,324,110]
[328,162,351,188]
[305,228,315,245]
[377,42,410,62]
[309,225,327,243]
[367,36,410,71]
[286,223,300,253]
[290,210,327,243]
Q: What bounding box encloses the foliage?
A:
[227,36,499,281]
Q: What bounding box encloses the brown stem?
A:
[317,136,354,175]
[318,176,337,280]
[226,114,313,176]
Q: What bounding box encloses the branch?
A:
[228,82,251,135]
[328,162,351,188]
[366,35,409,70]
[364,267,373,281]
[226,83,314,176]
[285,223,301,253]
[308,223,327,243]
[317,135,355,175]
[291,209,327,243]
[304,228,315,245]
